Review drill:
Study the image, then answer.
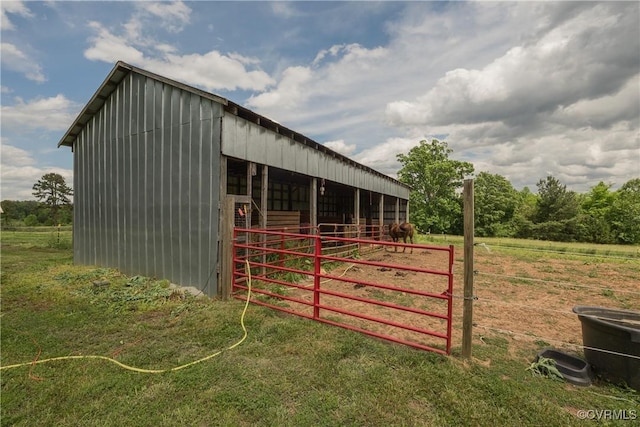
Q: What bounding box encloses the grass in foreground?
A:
[1,231,638,427]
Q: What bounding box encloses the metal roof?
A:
[57,61,410,189]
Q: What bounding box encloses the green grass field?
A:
[421,234,640,259]
[1,230,638,426]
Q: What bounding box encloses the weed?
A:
[54,268,116,285]
[526,357,564,381]
[267,284,289,296]
[601,288,615,299]
[72,275,181,313]
[507,277,533,286]
[479,336,510,349]
[280,271,307,283]
[46,232,72,249]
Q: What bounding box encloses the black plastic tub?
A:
[573,306,640,390]
[536,349,592,386]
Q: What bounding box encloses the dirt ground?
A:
[257,241,640,357]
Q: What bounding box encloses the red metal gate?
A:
[232,227,454,355]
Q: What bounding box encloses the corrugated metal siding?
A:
[221,115,410,200]
[73,72,223,296]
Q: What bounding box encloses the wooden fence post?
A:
[219,195,235,300]
[462,179,474,358]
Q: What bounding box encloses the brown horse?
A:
[389,222,414,253]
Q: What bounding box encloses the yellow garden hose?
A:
[0,261,253,374]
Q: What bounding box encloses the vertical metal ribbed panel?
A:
[72,72,222,296]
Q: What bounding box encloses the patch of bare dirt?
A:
[267,242,640,356]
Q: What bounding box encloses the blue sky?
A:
[1,1,639,200]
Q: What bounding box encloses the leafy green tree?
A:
[24,214,38,227]
[32,173,73,225]
[608,178,640,244]
[397,139,474,234]
[474,172,518,237]
[578,182,616,243]
[58,205,73,224]
[582,182,615,215]
[516,187,538,219]
[534,176,579,223]
[510,187,538,239]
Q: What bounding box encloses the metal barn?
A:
[58,61,410,297]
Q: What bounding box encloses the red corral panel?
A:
[232,226,454,355]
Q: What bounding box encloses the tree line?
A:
[3,149,639,245]
[398,139,640,245]
[1,173,73,227]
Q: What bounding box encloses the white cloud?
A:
[323,140,356,157]
[1,94,81,132]
[270,2,298,19]
[158,52,274,92]
[386,3,639,129]
[6,0,634,198]
[72,1,631,193]
[248,66,313,109]
[1,144,35,166]
[0,43,46,83]
[313,44,350,66]
[553,74,640,129]
[447,120,640,191]
[0,0,33,31]
[83,19,274,92]
[84,21,145,64]
[0,144,73,200]
[352,137,426,178]
[375,2,639,192]
[246,42,391,137]
[122,1,191,42]
[228,52,261,66]
[140,1,191,33]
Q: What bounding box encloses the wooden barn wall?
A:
[73,72,223,296]
[221,115,410,200]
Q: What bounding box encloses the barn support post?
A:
[261,165,268,274]
[462,179,474,358]
[311,178,318,229]
[378,194,384,240]
[260,165,268,228]
[406,200,410,224]
[219,195,235,300]
[354,188,360,239]
[395,197,400,224]
[219,156,227,202]
[247,162,254,229]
